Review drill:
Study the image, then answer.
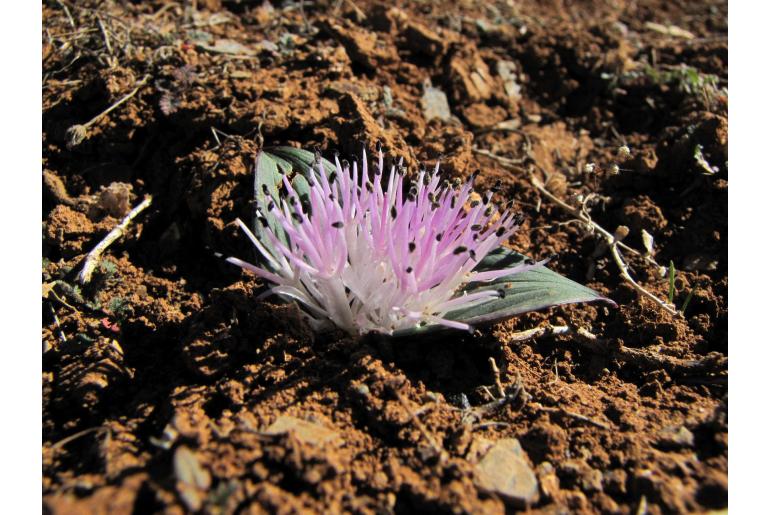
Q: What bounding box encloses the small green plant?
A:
[681,287,696,316]
[642,64,720,106]
[693,144,719,175]
[107,297,131,322]
[99,259,118,279]
[668,261,676,305]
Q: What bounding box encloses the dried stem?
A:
[488,357,506,398]
[389,383,445,462]
[609,237,679,316]
[508,323,727,376]
[55,0,77,29]
[507,324,570,342]
[78,196,153,284]
[535,404,611,430]
[50,426,111,452]
[66,74,150,146]
[96,16,114,56]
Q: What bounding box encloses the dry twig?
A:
[50,426,111,452]
[507,324,570,342]
[488,357,506,399]
[511,323,727,376]
[608,229,679,317]
[389,382,445,462]
[78,196,153,285]
[66,74,150,147]
[535,404,611,430]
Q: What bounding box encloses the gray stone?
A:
[475,438,540,507]
[421,84,452,122]
[496,60,522,101]
[656,425,695,449]
[264,415,339,446]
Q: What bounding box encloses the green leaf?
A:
[266,146,336,179]
[291,173,311,202]
[253,150,288,269]
[252,146,336,271]
[446,247,613,325]
[394,247,613,337]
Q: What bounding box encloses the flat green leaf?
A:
[266,146,336,179]
[394,247,612,337]
[252,146,334,271]
[445,247,614,325]
[253,150,288,269]
[291,173,311,202]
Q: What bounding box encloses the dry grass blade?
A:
[78,196,153,284]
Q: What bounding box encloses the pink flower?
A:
[229,150,545,335]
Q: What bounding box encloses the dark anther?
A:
[431,201,441,210]
[436,233,443,242]
[492,179,502,192]
[329,171,337,183]
[331,221,344,228]
[450,197,456,209]
[453,246,467,255]
[469,249,477,260]
[261,184,270,195]
[365,182,374,192]
[472,234,479,241]
[471,224,482,231]
[266,200,275,211]
[470,200,480,208]
[485,206,494,217]
[495,226,506,237]
[409,242,416,253]
[258,216,269,227]
[391,206,397,218]
[525,258,536,265]
[291,212,301,222]
[471,169,481,180]
[497,288,506,298]
[375,139,382,152]
[406,266,413,273]
[341,159,349,169]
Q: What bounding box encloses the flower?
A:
[228,150,546,335]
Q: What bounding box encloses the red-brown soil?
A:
[43,1,727,513]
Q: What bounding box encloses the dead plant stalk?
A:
[66,74,150,147]
[78,196,153,285]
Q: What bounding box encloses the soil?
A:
[42,1,727,513]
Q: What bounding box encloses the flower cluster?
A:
[229,151,545,335]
